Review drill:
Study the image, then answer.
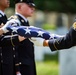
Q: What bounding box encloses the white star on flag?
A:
[24,27,31,34]
[37,31,44,37]
[12,27,18,33]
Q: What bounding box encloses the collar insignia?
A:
[73,22,76,30]
[21,19,24,23]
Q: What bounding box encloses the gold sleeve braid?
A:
[53,40,59,50]
[15,63,20,66]
[11,33,15,47]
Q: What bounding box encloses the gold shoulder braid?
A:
[8,15,18,20]
[11,33,15,47]
[15,63,20,66]
[73,22,76,30]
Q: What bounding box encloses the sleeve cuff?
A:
[48,39,58,51]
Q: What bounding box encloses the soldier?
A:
[14,0,36,75]
[0,0,25,75]
[0,0,10,75]
[0,0,36,75]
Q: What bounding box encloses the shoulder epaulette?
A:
[8,15,18,20]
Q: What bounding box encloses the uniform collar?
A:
[0,10,5,16]
[16,12,28,22]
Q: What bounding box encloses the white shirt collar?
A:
[0,10,5,16]
[16,12,28,22]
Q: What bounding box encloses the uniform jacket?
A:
[1,13,37,75]
[48,25,76,51]
[15,14,35,65]
[0,11,20,75]
[0,13,19,64]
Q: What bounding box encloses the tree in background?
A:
[10,0,76,28]
[10,0,76,13]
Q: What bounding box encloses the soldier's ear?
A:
[16,3,22,10]
[18,4,22,10]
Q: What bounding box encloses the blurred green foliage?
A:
[36,61,59,75]
[35,0,76,13]
[36,52,59,75]
[10,0,76,13]
[42,23,57,30]
[10,0,15,8]
[44,52,58,62]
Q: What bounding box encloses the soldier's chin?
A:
[5,5,9,9]
[7,5,10,7]
[6,4,10,7]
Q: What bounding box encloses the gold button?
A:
[19,62,22,65]
[0,53,2,56]
[13,55,15,58]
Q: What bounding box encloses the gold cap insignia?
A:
[73,22,76,30]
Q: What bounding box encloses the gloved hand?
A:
[16,71,21,75]
[29,37,44,46]
[1,19,19,33]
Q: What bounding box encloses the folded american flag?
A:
[7,26,62,40]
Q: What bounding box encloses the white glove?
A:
[29,37,44,46]
[17,73,21,75]
[1,19,20,33]
[1,21,10,33]
[16,72,21,75]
